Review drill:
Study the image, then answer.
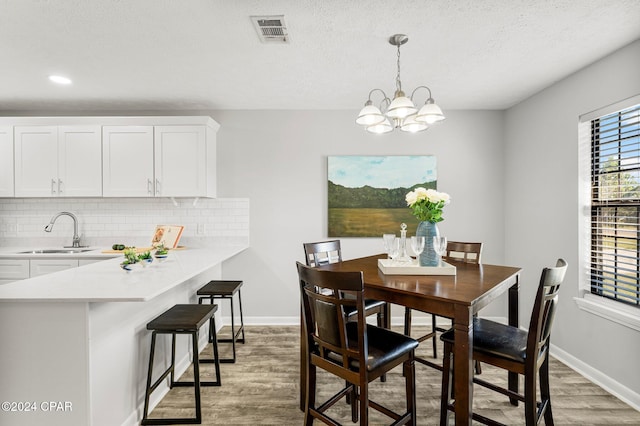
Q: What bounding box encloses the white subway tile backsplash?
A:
[0,197,249,247]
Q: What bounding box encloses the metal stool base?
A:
[142,306,221,425]
[198,281,245,364]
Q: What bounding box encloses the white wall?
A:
[213,109,506,323]
[504,40,640,400]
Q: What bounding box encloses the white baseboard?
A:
[550,343,640,411]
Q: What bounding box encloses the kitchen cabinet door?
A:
[154,126,207,197]
[58,126,102,196]
[29,259,79,277]
[0,259,29,281]
[14,125,102,197]
[102,126,154,197]
[0,126,13,197]
[14,126,59,197]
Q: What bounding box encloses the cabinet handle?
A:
[51,179,57,195]
[147,179,153,195]
[58,179,63,194]
[155,179,160,196]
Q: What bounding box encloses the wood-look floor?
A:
[148,325,640,425]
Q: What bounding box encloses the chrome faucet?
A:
[45,211,83,248]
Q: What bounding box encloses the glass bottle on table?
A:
[396,223,413,264]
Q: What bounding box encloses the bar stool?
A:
[141,304,221,425]
[197,280,245,363]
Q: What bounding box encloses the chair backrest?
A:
[526,258,567,366]
[303,240,342,267]
[445,241,483,264]
[296,261,366,378]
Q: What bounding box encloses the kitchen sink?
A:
[18,248,95,254]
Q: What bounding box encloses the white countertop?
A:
[0,246,121,259]
[0,245,248,302]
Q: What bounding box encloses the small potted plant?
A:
[154,243,169,260]
[138,250,153,267]
[120,247,139,271]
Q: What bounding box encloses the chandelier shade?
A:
[356,34,445,134]
[355,101,385,126]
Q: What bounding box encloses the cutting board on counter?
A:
[101,246,187,254]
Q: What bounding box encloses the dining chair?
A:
[439,258,567,426]
[404,241,483,369]
[297,262,418,426]
[303,240,390,330]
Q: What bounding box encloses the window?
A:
[590,104,640,307]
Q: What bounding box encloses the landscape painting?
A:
[328,156,437,237]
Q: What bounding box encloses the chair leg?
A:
[524,367,538,426]
[431,314,438,358]
[404,307,412,336]
[377,305,387,382]
[359,380,368,426]
[351,384,358,423]
[405,357,417,426]
[540,355,554,425]
[440,341,453,426]
[304,364,316,426]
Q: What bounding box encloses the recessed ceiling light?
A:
[49,75,72,85]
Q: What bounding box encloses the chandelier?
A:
[356,34,445,134]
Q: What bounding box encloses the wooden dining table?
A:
[300,254,522,425]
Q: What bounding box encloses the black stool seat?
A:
[197,280,243,296]
[198,280,245,363]
[142,304,221,425]
[147,304,216,332]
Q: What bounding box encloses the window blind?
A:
[590,104,640,306]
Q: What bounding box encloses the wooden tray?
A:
[101,246,187,254]
[378,258,456,275]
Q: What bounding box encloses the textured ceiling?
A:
[1,0,639,112]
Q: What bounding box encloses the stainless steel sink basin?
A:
[18,249,94,254]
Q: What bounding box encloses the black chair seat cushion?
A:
[440,318,527,364]
[323,322,418,372]
[343,298,386,318]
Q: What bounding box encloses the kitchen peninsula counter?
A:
[0,246,247,302]
[0,245,248,426]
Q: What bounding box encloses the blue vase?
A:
[416,221,440,266]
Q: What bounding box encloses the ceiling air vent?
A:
[251,15,289,43]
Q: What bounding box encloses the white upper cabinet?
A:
[58,126,102,196]
[14,125,102,197]
[0,126,13,197]
[154,126,208,197]
[103,124,216,198]
[3,116,219,199]
[102,126,154,197]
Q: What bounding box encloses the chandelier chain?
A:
[396,44,402,93]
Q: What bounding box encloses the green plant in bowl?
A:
[120,247,139,271]
[155,244,168,255]
[123,247,139,264]
[138,250,153,266]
